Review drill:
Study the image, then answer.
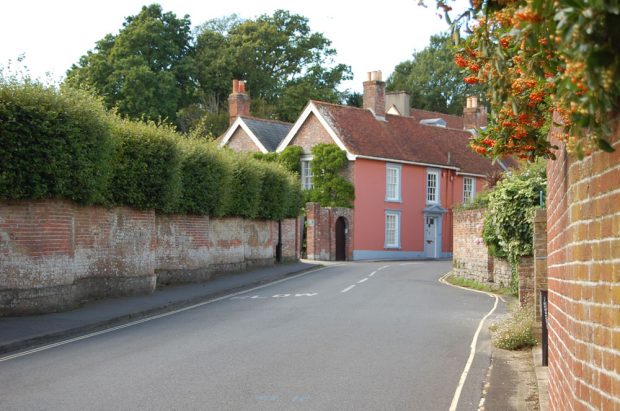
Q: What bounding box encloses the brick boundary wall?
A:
[0,200,299,316]
[305,202,353,261]
[452,208,514,289]
[546,116,620,411]
[533,208,548,324]
[452,209,492,283]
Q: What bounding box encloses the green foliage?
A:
[108,117,181,212]
[0,81,112,204]
[194,10,351,124]
[252,152,279,162]
[306,143,355,208]
[177,139,231,216]
[386,33,484,115]
[445,274,511,295]
[489,303,537,350]
[277,145,304,174]
[455,189,491,211]
[65,4,195,125]
[482,161,546,265]
[1,80,303,219]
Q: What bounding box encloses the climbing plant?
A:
[306,143,355,208]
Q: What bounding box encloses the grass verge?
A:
[444,274,512,295]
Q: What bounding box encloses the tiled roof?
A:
[410,108,464,130]
[312,101,504,176]
[241,116,292,152]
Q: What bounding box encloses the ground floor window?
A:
[385,211,400,248]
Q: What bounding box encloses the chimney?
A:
[463,96,487,130]
[385,91,411,116]
[363,70,386,117]
[228,79,251,125]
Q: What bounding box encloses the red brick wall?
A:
[289,113,334,154]
[226,127,261,152]
[0,200,157,315]
[546,120,620,410]
[0,201,300,315]
[306,202,353,261]
[452,209,492,282]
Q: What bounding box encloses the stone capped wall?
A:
[452,209,492,283]
[546,119,620,411]
[0,200,300,315]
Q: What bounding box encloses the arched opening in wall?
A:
[335,217,347,261]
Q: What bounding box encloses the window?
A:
[385,211,400,248]
[427,171,439,203]
[301,160,313,190]
[463,177,476,203]
[385,164,401,202]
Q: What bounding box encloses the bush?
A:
[283,172,304,218]
[489,303,537,350]
[223,154,263,218]
[109,117,181,212]
[178,139,231,216]
[0,82,112,204]
[255,161,289,220]
[278,145,304,174]
[306,143,355,208]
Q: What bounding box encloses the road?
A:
[0,261,502,410]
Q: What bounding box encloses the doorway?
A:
[424,216,439,259]
[335,217,347,261]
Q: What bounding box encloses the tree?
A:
[65,4,195,125]
[386,33,483,115]
[194,10,351,124]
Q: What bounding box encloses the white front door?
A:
[424,216,438,258]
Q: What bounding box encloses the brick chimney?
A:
[228,79,250,125]
[363,70,385,117]
[463,96,487,130]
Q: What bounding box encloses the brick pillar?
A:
[305,202,320,260]
[518,256,535,306]
[533,208,548,324]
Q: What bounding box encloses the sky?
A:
[0,0,465,93]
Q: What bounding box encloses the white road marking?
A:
[0,265,335,363]
[341,285,355,293]
[449,294,499,411]
[294,293,317,297]
[358,278,368,284]
[368,271,377,277]
[272,294,291,298]
[377,265,390,271]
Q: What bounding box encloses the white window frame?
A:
[426,170,440,204]
[463,177,476,203]
[301,157,313,190]
[384,211,401,249]
[385,163,402,202]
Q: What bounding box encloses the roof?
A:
[240,116,292,152]
[220,116,292,153]
[410,108,464,130]
[305,101,504,176]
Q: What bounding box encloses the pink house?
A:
[274,71,508,260]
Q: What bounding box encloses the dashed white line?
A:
[341,285,355,293]
[377,265,390,271]
[358,278,368,284]
[369,271,377,277]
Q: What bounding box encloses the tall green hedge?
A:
[0,81,303,219]
[109,118,181,212]
[0,83,112,204]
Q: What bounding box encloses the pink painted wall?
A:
[353,159,487,256]
[352,158,426,253]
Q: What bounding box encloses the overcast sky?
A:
[0,0,465,92]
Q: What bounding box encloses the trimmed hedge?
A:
[109,118,181,212]
[0,81,303,219]
[0,82,112,204]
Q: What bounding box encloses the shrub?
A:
[109,117,181,212]
[255,161,289,220]
[283,172,304,218]
[277,145,304,174]
[489,303,537,350]
[178,138,231,216]
[0,82,112,204]
[223,154,262,218]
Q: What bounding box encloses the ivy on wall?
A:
[306,143,355,208]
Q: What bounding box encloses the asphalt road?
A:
[0,261,502,410]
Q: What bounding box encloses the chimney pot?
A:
[229,79,250,125]
[232,79,239,94]
[239,81,245,93]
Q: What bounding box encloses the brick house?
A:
[219,80,292,153]
[276,71,508,260]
